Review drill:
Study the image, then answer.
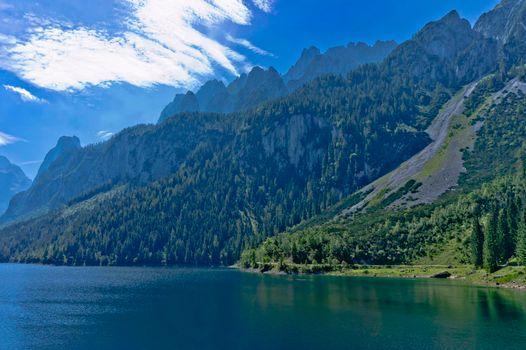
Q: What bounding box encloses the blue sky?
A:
[0,0,499,178]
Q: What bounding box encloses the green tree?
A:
[517,207,526,266]
[504,194,518,260]
[471,215,484,268]
[497,209,509,263]
[483,207,500,273]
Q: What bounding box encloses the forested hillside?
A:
[241,68,526,272]
[0,2,524,267]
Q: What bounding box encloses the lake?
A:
[0,264,525,349]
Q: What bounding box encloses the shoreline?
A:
[2,262,525,290]
[240,264,526,291]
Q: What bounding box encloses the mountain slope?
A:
[0,156,31,215]
[0,7,511,266]
[1,115,229,223]
[241,69,526,270]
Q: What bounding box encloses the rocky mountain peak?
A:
[475,0,526,43]
[35,136,81,181]
[57,135,81,149]
[284,40,397,90]
[413,10,475,60]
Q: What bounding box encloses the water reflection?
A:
[0,265,525,350]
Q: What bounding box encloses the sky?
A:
[0,0,500,178]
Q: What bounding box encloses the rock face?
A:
[406,10,499,85]
[158,41,397,122]
[474,0,526,43]
[283,40,398,90]
[0,156,31,215]
[475,0,526,66]
[413,11,476,60]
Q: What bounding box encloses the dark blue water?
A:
[1,264,525,350]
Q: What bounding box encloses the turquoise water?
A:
[0,264,525,349]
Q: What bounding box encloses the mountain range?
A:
[0,0,525,269]
[158,40,397,122]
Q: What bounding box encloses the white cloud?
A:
[3,85,45,103]
[225,34,274,57]
[0,33,16,45]
[0,131,23,146]
[252,0,274,13]
[97,130,114,140]
[0,0,273,92]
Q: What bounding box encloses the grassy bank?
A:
[243,263,526,290]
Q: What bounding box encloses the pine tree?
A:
[504,194,518,260]
[483,207,500,273]
[517,207,526,266]
[470,213,484,268]
[497,209,509,263]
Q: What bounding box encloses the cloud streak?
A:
[226,34,274,57]
[97,130,114,140]
[3,84,45,102]
[0,131,23,146]
[0,0,274,91]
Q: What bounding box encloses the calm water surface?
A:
[1,264,525,349]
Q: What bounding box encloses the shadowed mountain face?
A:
[0,1,523,266]
[159,67,288,122]
[34,136,81,182]
[0,156,31,215]
[283,40,398,90]
[158,41,398,122]
[1,116,227,223]
[474,0,526,67]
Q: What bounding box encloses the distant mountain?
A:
[159,67,287,122]
[34,136,81,182]
[283,40,398,90]
[0,117,227,223]
[0,156,31,215]
[158,41,397,122]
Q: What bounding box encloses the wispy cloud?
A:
[3,84,46,102]
[0,0,273,91]
[19,159,42,166]
[225,34,274,57]
[0,131,23,146]
[252,0,274,13]
[97,130,114,140]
